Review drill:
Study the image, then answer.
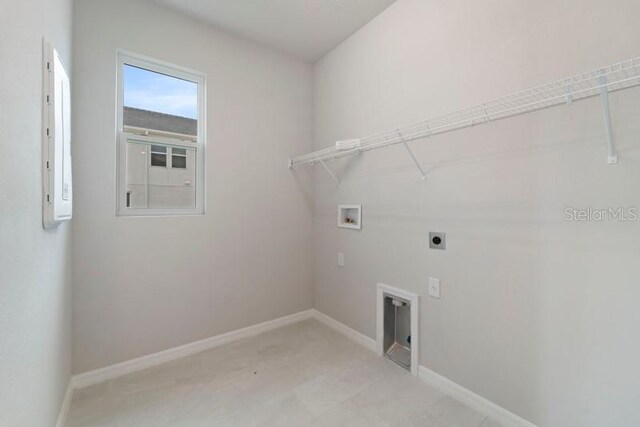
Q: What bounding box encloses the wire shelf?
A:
[289,57,640,169]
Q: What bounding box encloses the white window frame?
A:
[170,147,187,169]
[116,50,206,216]
[149,144,168,168]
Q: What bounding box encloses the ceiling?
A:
[154,0,397,62]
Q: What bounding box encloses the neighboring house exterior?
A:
[124,106,197,137]
[123,107,198,209]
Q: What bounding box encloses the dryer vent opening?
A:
[383,295,411,370]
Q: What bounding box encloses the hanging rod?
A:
[289,57,640,173]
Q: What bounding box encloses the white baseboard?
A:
[72,309,314,389]
[67,307,535,427]
[311,309,536,427]
[56,379,74,427]
[418,366,536,427]
[310,309,376,352]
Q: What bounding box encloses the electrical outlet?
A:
[429,232,446,250]
[337,252,345,267]
[428,277,441,299]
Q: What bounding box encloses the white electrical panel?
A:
[42,40,72,229]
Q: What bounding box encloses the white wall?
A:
[72,0,314,373]
[0,0,73,425]
[312,0,640,426]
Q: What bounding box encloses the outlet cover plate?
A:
[428,277,441,299]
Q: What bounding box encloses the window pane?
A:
[123,64,197,137]
[118,53,204,215]
[151,153,167,167]
[172,155,186,169]
[126,140,196,210]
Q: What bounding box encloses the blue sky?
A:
[124,65,198,119]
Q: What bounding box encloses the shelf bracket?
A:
[598,73,618,164]
[397,129,427,180]
[319,160,341,186]
[565,83,573,105]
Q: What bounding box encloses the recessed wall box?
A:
[376,283,419,376]
[338,205,362,230]
[42,40,73,228]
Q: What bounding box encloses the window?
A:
[117,51,205,215]
[150,145,188,169]
[150,145,167,167]
[172,148,187,169]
